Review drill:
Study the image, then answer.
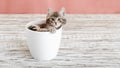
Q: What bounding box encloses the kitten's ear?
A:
[48,8,52,14]
[59,7,66,16]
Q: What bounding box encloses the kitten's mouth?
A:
[55,25,62,29]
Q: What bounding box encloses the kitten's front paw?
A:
[49,28,56,33]
[28,25,40,31]
[28,25,37,31]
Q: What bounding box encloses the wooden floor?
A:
[0,14,120,68]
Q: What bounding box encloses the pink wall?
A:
[0,0,120,14]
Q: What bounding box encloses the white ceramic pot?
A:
[25,19,62,60]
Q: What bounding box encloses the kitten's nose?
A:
[55,22,57,25]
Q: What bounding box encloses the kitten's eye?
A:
[58,18,61,21]
[51,18,54,21]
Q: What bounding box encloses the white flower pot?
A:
[25,19,62,60]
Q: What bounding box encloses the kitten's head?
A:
[46,8,66,28]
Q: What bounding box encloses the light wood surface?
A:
[0,14,120,68]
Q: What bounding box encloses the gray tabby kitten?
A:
[28,8,66,33]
